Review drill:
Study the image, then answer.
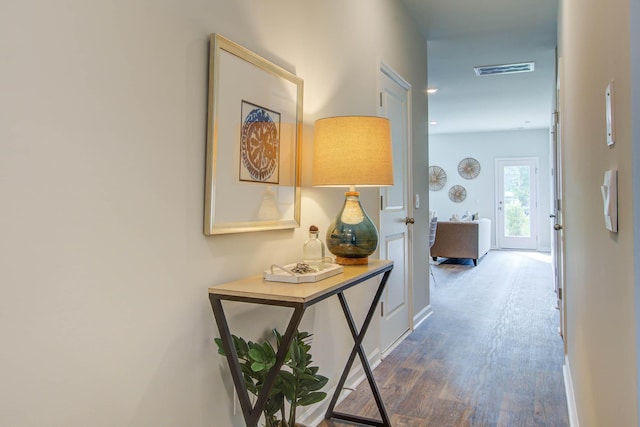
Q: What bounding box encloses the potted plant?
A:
[215,329,328,427]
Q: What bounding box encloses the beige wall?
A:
[560,0,638,424]
[0,1,428,426]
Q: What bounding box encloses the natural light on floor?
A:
[513,250,552,263]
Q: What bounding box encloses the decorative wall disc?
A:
[428,165,447,191]
[449,185,467,203]
[458,157,481,179]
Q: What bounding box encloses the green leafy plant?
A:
[215,329,328,427]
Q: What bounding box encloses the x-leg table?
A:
[208,259,394,427]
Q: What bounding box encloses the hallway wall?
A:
[0,2,428,426]
[559,0,638,424]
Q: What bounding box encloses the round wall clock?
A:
[458,157,481,179]
[449,185,467,203]
[429,165,447,191]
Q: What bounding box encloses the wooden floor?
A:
[318,250,569,427]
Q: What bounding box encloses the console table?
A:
[208,259,394,427]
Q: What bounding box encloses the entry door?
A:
[378,63,412,355]
[496,158,539,250]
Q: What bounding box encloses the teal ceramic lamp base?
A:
[326,191,378,265]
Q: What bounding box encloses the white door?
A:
[378,62,412,355]
[552,57,567,350]
[496,158,539,250]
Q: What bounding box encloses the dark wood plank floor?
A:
[318,250,569,427]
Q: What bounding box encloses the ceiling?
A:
[401,0,559,135]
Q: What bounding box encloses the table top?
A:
[208,259,393,305]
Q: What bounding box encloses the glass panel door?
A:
[496,158,538,249]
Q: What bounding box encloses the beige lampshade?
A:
[312,116,394,187]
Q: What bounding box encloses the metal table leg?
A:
[325,270,393,426]
[210,295,305,427]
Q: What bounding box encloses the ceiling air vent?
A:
[473,62,535,76]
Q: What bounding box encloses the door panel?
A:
[552,55,566,350]
[384,234,407,319]
[378,63,411,355]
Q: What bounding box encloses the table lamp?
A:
[312,116,394,265]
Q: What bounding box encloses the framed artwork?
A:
[204,34,303,235]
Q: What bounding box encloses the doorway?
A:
[378,61,413,355]
[495,158,539,250]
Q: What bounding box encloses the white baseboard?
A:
[299,348,382,426]
[413,304,433,330]
[563,355,580,427]
[382,330,411,359]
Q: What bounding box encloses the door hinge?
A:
[380,195,384,210]
[380,92,383,107]
[558,287,563,300]
[380,302,384,317]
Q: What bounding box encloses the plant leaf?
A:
[273,328,282,347]
[297,391,327,406]
[279,370,296,383]
[249,347,266,363]
[280,380,296,402]
[263,341,276,361]
[214,338,226,356]
[304,375,328,391]
[265,394,283,416]
[233,336,249,357]
[290,339,300,364]
[251,361,266,372]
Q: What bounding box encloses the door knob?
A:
[405,217,415,225]
[554,224,563,231]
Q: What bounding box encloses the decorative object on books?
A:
[429,165,447,191]
[458,157,481,179]
[204,34,303,235]
[214,329,328,427]
[312,116,394,265]
[449,185,467,202]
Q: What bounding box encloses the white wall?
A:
[429,129,551,250]
[560,0,638,424]
[0,1,428,426]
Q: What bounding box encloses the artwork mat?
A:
[204,34,303,235]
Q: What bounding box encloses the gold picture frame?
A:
[204,34,303,235]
